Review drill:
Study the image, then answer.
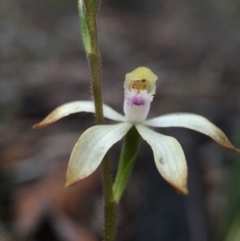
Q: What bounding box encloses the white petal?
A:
[136,124,188,194]
[66,123,132,186]
[33,101,126,128]
[144,113,239,152]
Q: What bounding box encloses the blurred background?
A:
[1,0,240,240]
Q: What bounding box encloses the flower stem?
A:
[113,126,141,202]
[80,1,116,240]
[102,155,116,241]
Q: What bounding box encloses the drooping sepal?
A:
[66,123,132,186]
[136,124,188,194]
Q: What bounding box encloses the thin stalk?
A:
[83,0,104,124]
[113,126,141,202]
[82,1,116,240]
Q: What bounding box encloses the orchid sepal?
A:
[144,113,240,152]
[66,122,132,187]
[33,101,126,129]
[136,124,188,194]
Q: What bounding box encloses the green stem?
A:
[81,1,116,240]
[102,155,116,241]
[88,52,104,124]
[113,126,141,202]
[83,0,104,124]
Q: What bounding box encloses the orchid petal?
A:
[136,124,188,194]
[33,101,126,128]
[144,113,239,152]
[66,122,132,186]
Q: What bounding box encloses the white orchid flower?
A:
[34,67,239,194]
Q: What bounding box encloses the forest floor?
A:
[1,0,240,240]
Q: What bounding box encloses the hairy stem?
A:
[82,1,116,240]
